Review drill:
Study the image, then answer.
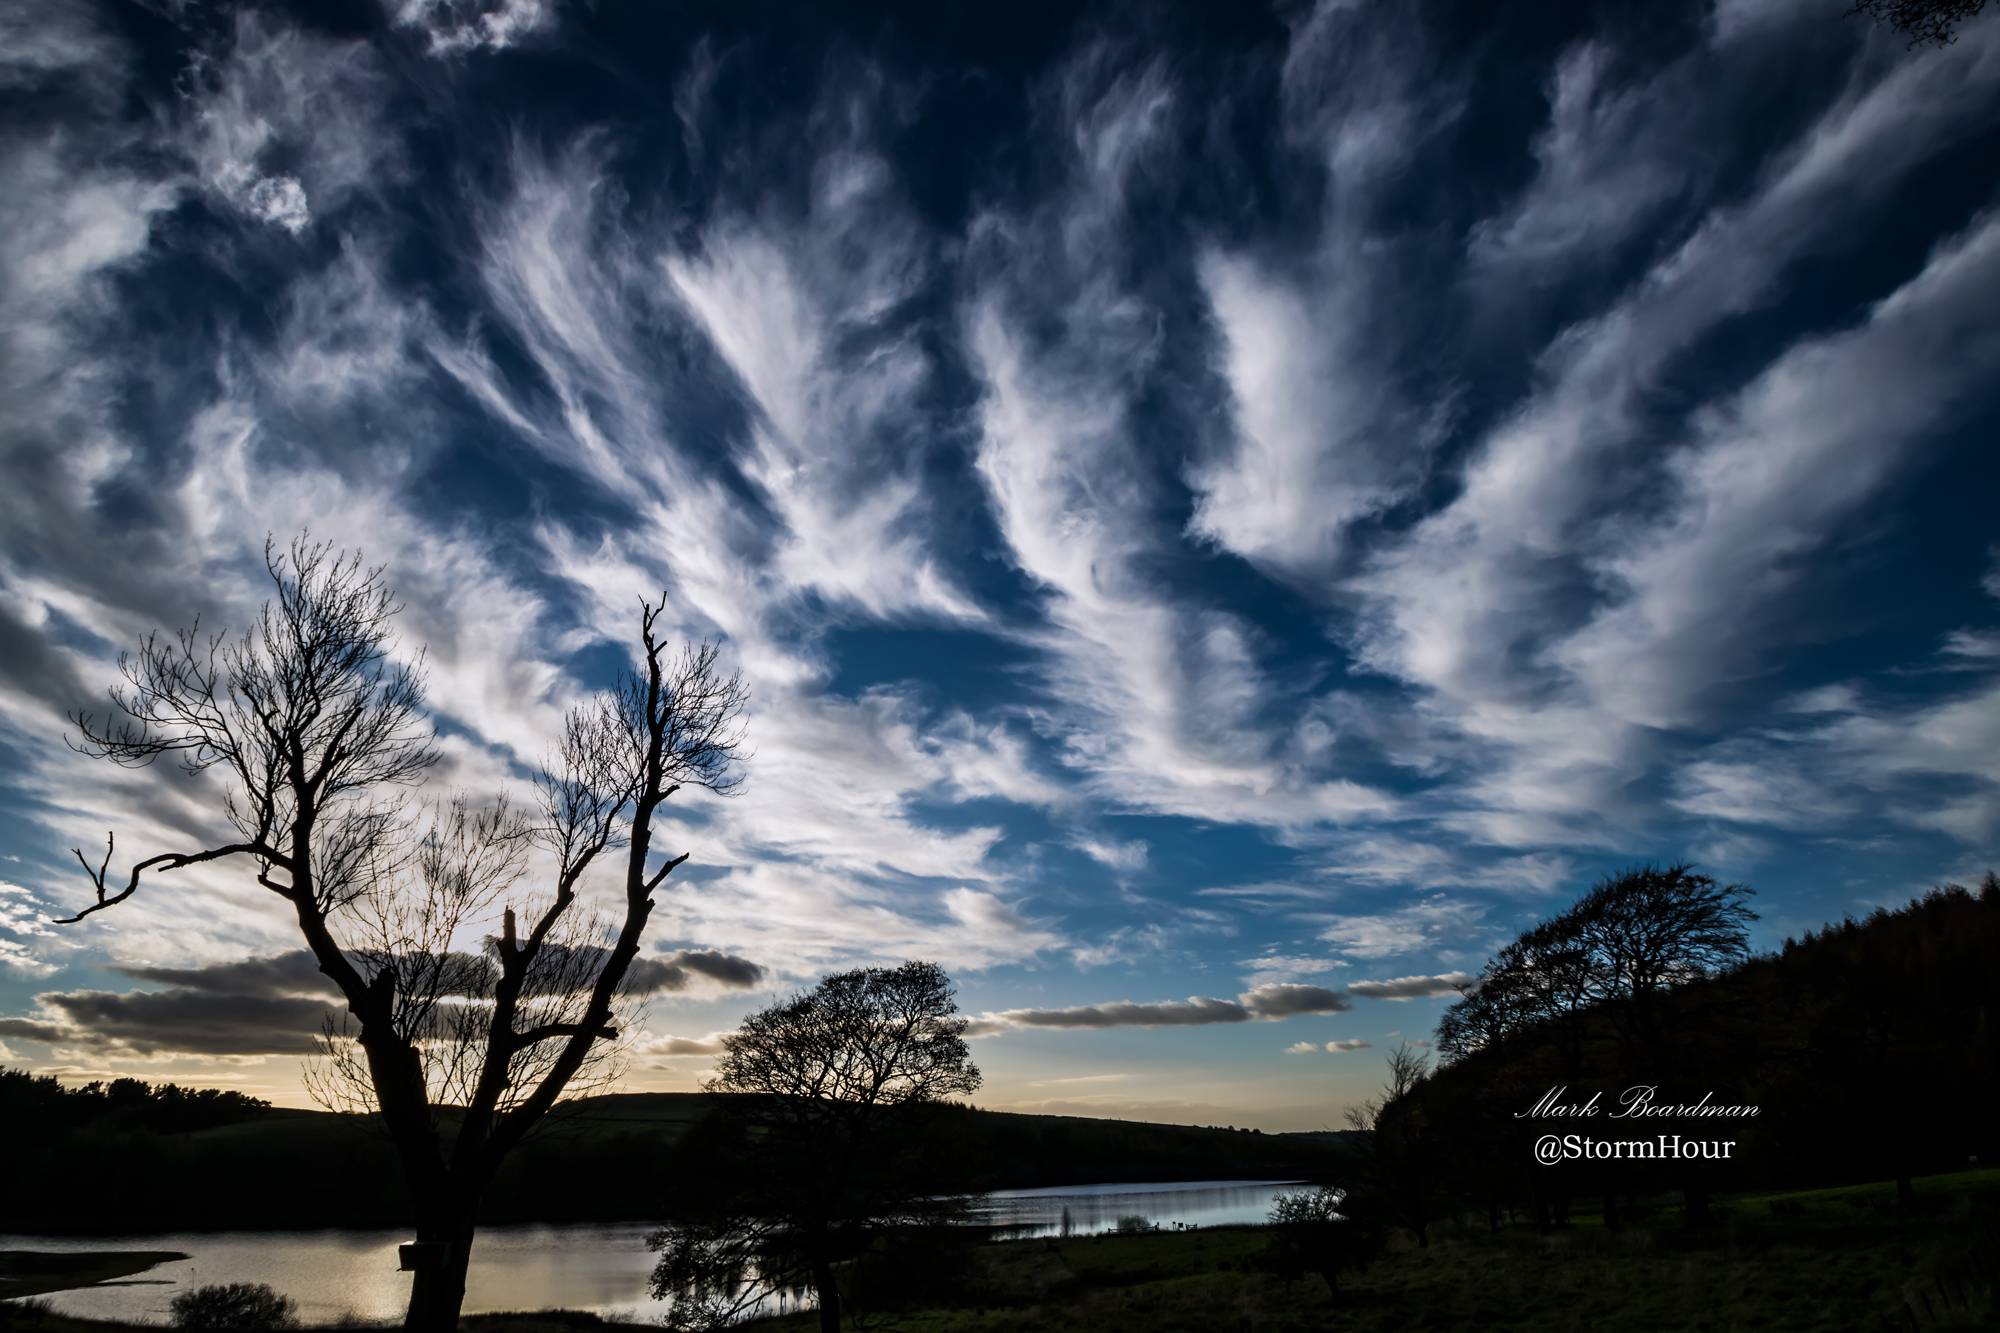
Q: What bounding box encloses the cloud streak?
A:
[0,0,1993,1113]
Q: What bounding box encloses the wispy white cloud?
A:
[1317,895,1488,961]
[1465,40,1686,283]
[1068,835,1149,872]
[1287,1038,1370,1055]
[181,13,399,231]
[664,143,980,624]
[390,0,558,56]
[1343,17,2000,843]
[1190,2,1446,583]
[963,47,1398,833]
[0,0,1994,1113]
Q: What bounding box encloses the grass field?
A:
[2,1170,1993,1331]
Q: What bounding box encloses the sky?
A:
[0,0,1996,1133]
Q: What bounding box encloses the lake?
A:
[0,1179,1310,1324]
[968,1178,1311,1237]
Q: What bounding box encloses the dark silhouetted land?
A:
[0,1252,186,1302]
[0,1082,1361,1235]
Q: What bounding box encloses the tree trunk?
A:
[404,1208,477,1333]
[813,1259,842,1333]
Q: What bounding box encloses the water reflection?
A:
[2,1180,1311,1324]
[967,1179,1311,1238]
[0,1224,663,1326]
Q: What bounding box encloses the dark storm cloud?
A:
[984,995,1253,1031]
[5,951,343,1055]
[0,1017,68,1043]
[1240,984,1352,1019]
[662,948,766,989]
[112,945,764,1002]
[36,987,333,1055]
[114,948,492,999]
[624,948,767,996]
[968,982,1351,1034]
[0,596,95,718]
[0,941,763,1056]
[115,949,335,997]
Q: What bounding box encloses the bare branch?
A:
[645,850,691,894]
[55,834,288,925]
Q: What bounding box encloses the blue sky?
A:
[0,0,1996,1130]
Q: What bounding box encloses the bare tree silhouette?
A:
[57,536,748,1333]
[1344,1041,1437,1247]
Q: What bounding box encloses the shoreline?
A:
[0,1252,190,1302]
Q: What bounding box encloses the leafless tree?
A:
[649,961,980,1333]
[57,536,748,1333]
[1342,1039,1430,1135]
[1343,1040,1436,1247]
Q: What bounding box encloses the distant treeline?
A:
[0,1068,271,1134]
[1360,870,2000,1238]
[0,1084,1360,1235]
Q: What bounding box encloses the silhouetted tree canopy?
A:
[1847,0,1989,47]
[1438,863,1753,1063]
[649,961,980,1333]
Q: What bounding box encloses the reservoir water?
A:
[1,1179,1310,1325]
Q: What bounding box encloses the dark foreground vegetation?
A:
[5,1169,1995,1332]
[735,1169,2000,1332]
